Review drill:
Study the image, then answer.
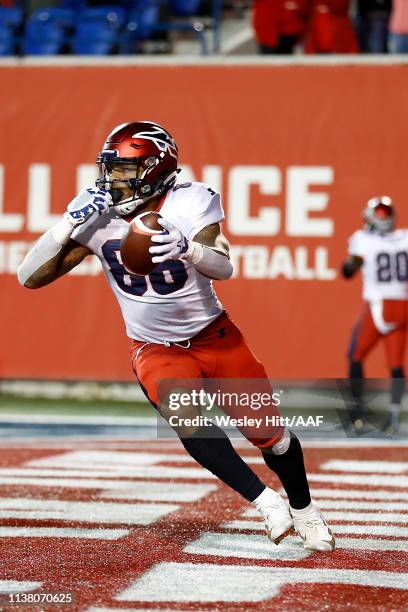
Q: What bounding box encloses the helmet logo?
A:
[131,127,178,159]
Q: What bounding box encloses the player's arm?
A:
[150,219,233,281]
[341,255,363,279]
[188,222,232,280]
[18,187,111,289]
[193,222,230,257]
[19,239,92,289]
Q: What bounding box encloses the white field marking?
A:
[330,524,408,537]
[322,460,408,473]
[322,511,408,523]
[26,457,265,468]
[0,581,42,592]
[240,509,408,524]
[99,482,217,502]
[0,527,129,539]
[78,444,182,450]
[0,477,151,490]
[0,477,216,501]
[116,563,408,602]
[307,488,408,501]
[221,520,408,537]
[234,456,264,464]
[0,467,215,479]
[184,533,310,561]
[26,450,265,467]
[97,443,182,448]
[244,499,408,515]
[0,499,179,525]
[330,537,408,552]
[26,450,191,467]
[307,473,408,488]
[317,500,408,511]
[184,532,408,558]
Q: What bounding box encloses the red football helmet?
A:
[363,196,396,233]
[96,121,179,215]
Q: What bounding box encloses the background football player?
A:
[18,121,334,552]
[342,196,407,435]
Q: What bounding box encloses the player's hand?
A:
[64,188,112,228]
[149,217,189,263]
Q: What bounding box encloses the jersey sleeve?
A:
[183,183,225,241]
[348,230,366,258]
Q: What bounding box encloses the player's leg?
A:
[260,430,335,551]
[192,313,334,550]
[131,340,267,505]
[383,300,407,434]
[347,304,381,429]
[389,365,405,433]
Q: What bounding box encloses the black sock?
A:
[349,360,364,401]
[391,367,405,405]
[180,424,265,502]
[262,431,311,510]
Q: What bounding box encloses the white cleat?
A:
[292,502,335,552]
[255,489,294,544]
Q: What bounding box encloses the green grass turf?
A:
[0,395,152,417]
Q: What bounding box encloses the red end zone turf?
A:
[0,441,407,611]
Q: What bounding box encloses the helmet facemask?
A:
[96,154,162,216]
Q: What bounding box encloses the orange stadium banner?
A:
[1,61,408,381]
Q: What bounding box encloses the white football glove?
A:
[64,188,112,228]
[149,217,189,264]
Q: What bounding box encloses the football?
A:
[120,211,164,276]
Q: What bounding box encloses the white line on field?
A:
[321,460,408,473]
[0,527,129,539]
[221,520,408,538]
[184,532,408,559]
[0,580,42,592]
[308,473,408,488]
[0,498,179,525]
[116,564,408,602]
[244,499,408,514]
[308,488,408,501]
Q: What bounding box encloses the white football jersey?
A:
[348,229,408,301]
[72,182,225,342]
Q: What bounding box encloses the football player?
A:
[342,196,406,435]
[18,121,334,551]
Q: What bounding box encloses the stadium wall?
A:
[2,58,408,381]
